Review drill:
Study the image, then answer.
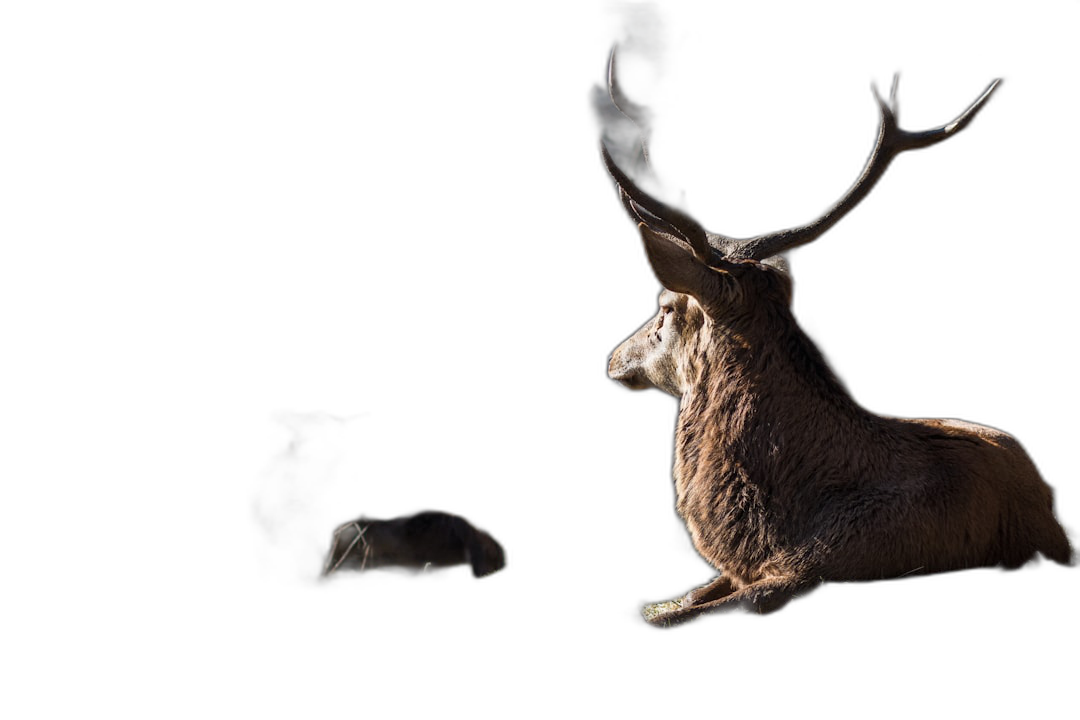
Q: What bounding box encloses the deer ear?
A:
[638,223,718,299]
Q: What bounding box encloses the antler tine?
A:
[606,45,650,153]
[732,76,1003,262]
[893,76,1002,149]
[598,45,725,266]
[601,142,718,264]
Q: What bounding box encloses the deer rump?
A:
[598,49,1072,625]
[323,511,505,578]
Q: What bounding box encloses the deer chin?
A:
[609,366,653,390]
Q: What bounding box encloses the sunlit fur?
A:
[609,256,1072,625]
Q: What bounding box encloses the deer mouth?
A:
[609,365,651,390]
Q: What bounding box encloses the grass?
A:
[641,600,682,622]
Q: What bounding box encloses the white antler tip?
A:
[606,45,618,98]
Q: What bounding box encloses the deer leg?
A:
[646,574,814,627]
[683,574,737,606]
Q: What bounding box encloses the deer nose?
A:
[604,354,622,377]
[607,352,622,379]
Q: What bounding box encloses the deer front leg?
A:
[646,574,814,627]
[683,574,737,606]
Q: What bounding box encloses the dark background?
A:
[150,1,1071,690]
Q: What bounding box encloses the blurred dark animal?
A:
[323,511,505,578]
[598,49,1072,626]
[251,410,505,587]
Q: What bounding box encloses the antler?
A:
[601,143,718,264]
[605,46,651,168]
[598,47,734,268]
[734,74,1002,260]
[597,47,1002,267]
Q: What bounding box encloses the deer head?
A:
[602,50,1000,397]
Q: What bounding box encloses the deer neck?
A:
[674,306,871,491]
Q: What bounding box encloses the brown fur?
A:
[609,250,1072,625]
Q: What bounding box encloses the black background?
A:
[150,0,1071,699]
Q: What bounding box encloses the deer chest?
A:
[673,460,779,578]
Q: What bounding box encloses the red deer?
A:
[599,51,1072,625]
